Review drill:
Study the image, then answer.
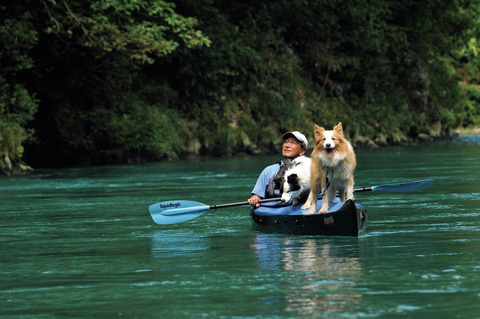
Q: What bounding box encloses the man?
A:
[248,131,308,207]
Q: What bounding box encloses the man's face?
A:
[282,137,306,158]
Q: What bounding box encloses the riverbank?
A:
[2,124,472,176]
[457,126,480,135]
[0,151,33,176]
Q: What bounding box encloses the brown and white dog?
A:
[301,122,356,214]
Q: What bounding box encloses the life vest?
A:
[265,159,291,198]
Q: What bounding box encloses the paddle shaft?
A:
[210,197,281,209]
[354,187,373,193]
[209,179,433,209]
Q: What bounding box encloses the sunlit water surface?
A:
[2,135,480,318]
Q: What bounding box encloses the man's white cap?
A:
[283,131,308,149]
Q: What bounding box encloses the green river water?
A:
[2,135,480,318]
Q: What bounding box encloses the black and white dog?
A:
[280,156,311,206]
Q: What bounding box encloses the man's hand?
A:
[248,194,262,207]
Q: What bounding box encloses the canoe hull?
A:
[250,199,367,236]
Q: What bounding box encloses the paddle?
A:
[148,198,281,225]
[148,179,433,225]
[353,179,433,193]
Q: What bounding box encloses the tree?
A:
[0,0,211,173]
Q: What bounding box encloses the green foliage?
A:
[0,12,38,72]
[2,0,480,170]
[0,78,38,164]
[1,0,211,168]
[55,98,182,162]
[456,85,480,126]
[453,1,480,85]
[449,0,480,129]
[41,0,211,63]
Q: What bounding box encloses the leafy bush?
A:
[0,79,38,173]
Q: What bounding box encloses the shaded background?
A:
[1,0,480,174]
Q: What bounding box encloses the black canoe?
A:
[250,198,367,236]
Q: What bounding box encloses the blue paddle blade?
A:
[149,200,211,225]
[371,179,433,192]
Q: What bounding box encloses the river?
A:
[1,135,480,318]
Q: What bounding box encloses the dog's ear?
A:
[287,174,301,191]
[334,122,343,135]
[287,174,298,183]
[314,125,325,141]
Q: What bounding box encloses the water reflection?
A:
[251,234,364,316]
[150,230,365,316]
